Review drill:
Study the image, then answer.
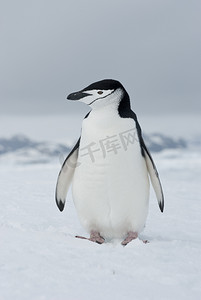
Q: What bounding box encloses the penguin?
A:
[55,79,164,245]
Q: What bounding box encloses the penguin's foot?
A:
[121,231,138,246]
[89,231,105,244]
[75,231,105,244]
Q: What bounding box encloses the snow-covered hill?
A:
[143,133,187,152]
[0,133,191,165]
[0,135,70,164]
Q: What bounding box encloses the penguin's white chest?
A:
[72,111,150,238]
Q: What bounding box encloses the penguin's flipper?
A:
[119,109,164,212]
[142,142,164,212]
[55,138,80,211]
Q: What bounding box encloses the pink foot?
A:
[121,231,138,246]
[76,231,105,244]
[89,231,105,244]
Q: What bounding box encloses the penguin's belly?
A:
[72,117,150,239]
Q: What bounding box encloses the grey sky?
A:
[0,0,200,115]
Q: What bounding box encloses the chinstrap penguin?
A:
[55,79,164,245]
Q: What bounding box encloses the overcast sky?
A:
[0,0,200,115]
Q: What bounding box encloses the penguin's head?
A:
[67,79,130,110]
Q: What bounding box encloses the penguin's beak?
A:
[67,91,91,101]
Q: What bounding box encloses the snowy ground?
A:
[1,114,201,300]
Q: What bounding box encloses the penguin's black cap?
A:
[82,79,124,92]
[67,79,131,111]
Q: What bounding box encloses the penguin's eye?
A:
[97,91,103,95]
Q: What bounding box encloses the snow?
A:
[1,114,201,299]
[1,149,201,300]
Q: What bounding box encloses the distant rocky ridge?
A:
[0,135,70,156]
[0,135,70,164]
[143,133,187,152]
[0,133,190,164]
